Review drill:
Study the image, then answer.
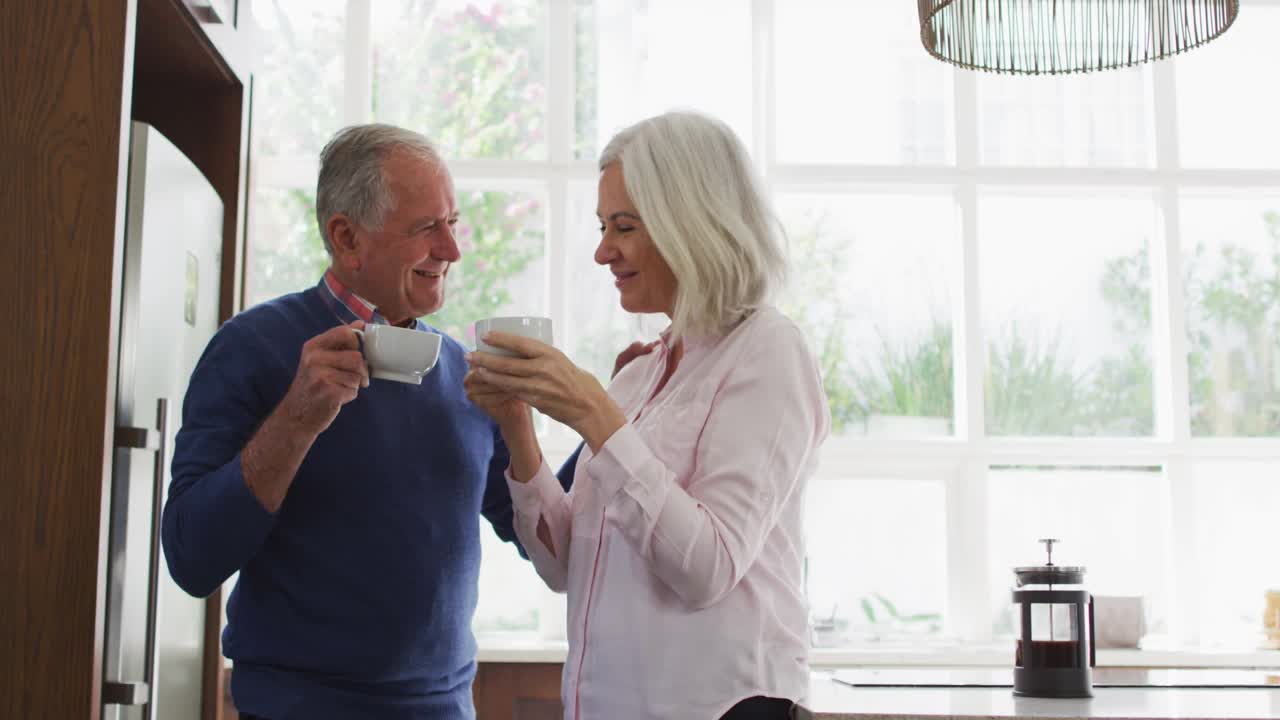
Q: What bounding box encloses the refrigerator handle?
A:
[141,397,167,719]
[103,397,167,713]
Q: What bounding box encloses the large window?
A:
[244,0,1280,662]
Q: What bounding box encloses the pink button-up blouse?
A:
[506,306,830,720]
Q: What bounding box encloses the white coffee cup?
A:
[473,316,554,358]
[1094,595,1146,649]
[352,324,442,384]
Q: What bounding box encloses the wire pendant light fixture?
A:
[917,0,1240,74]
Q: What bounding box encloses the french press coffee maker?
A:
[1012,538,1095,698]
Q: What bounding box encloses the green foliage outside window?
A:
[425,191,542,342]
[793,211,1280,438]
[985,325,1124,436]
[779,223,863,433]
[855,323,953,430]
[373,2,546,161]
[251,189,334,306]
[1087,214,1280,437]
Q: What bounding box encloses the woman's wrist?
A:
[498,405,535,441]
[500,411,542,483]
[578,394,628,454]
[508,447,542,484]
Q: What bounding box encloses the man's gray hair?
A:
[315,124,443,254]
[599,111,788,340]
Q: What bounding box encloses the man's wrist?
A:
[274,391,324,440]
[242,402,317,512]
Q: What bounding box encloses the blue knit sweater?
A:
[161,283,523,719]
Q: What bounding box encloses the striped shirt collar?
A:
[319,268,419,329]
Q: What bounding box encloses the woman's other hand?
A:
[463,368,531,430]
[464,366,543,483]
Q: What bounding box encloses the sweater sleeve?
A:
[161,320,282,598]
[480,424,519,545]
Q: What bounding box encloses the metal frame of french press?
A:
[1012,588,1096,698]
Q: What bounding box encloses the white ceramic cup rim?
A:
[476,315,553,324]
[474,316,554,357]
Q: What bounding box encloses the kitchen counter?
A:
[806,672,1280,720]
[473,639,1280,718]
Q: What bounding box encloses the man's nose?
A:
[435,223,462,262]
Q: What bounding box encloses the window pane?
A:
[1180,192,1280,437]
[373,0,548,161]
[980,192,1156,436]
[245,0,346,306]
[977,68,1153,167]
[806,473,948,646]
[575,0,753,160]
[986,467,1171,640]
[246,186,330,308]
[429,188,547,342]
[1192,461,1280,648]
[776,193,957,438]
[775,1,954,165]
[474,523,566,640]
[1176,7,1280,169]
[562,183,661,384]
[248,1,345,158]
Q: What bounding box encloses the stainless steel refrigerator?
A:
[102,122,225,720]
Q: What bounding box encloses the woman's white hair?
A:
[315,123,443,254]
[599,111,788,340]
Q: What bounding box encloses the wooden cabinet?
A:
[133,0,252,322]
[0,1,250,718]
[474,663,565,720]
[217,662,563,719]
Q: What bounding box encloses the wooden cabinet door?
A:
[473,663,564,720]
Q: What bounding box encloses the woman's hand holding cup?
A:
[466,329,627,453]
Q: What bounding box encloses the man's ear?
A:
[327,214,361,270]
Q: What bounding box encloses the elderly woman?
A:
[465,111,829,720]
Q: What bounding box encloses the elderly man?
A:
[161,124,535,720]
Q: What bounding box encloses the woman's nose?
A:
[594,236,618,266]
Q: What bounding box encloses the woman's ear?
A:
[327,214,362,271]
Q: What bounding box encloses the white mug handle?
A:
[350,326,365,355]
